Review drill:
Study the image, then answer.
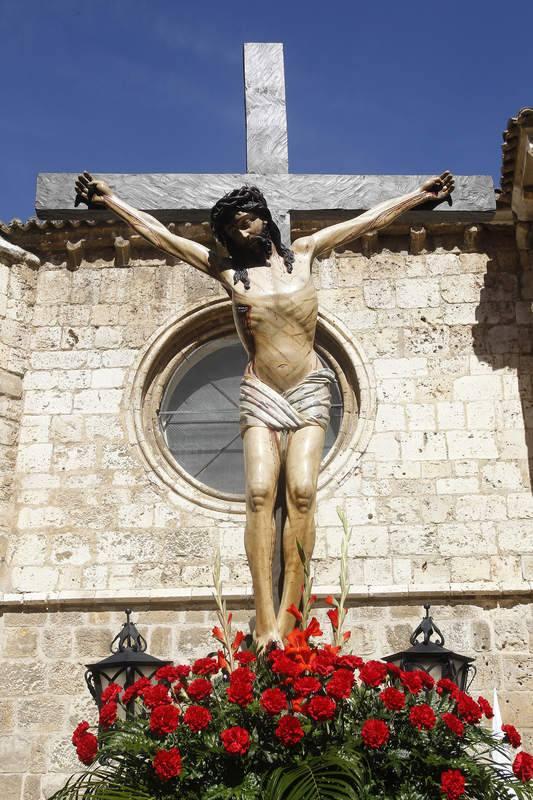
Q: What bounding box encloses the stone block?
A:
[482,462,525,492]
[8,534,47,566]
[377,378,416,403]
[400,432,447,461]
[446,431,498,460]
[347,525,388,557]
[52,444,97,472]
[441,273,485,303]
[11,565,59,592]
[73,388,121,414]
[363,279,395,309]
[0,369,23,400]
[406,404,436,431]
[0,774,22,800]
[471,620,492,652]
[367,432,401,461]
[454,375,502,402]
[4,627,38,658]
[455,494,507,521]
[436,477,479,495]
[374,404,405,431]
[17,505,65,529]
[450,556,490,582]
[389,524,438,556]
[438,522,497,556]
[374,357,427,379]
[91,367,126,388]
[397,278,440,308]
[0,663,47,696]
[497,521,533,553]
[0,701,15,733]
[507,493,533,519]
[24,390,73,415]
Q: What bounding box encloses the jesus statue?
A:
[75,170,454,648]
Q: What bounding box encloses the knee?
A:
[247,482,275,512]
[288,479,315,514]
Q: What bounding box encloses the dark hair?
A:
[210,185,294,289]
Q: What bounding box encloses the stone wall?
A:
[0,238,39,591]
[0,224,532,797]
[0,601,531,798]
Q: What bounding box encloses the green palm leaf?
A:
[264,753,365,800]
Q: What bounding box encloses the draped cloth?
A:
[239,363,335,436]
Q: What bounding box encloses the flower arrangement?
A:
[52,514,533,800]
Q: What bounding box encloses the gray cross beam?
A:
[35,43,496,242]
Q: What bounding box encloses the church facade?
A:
[0,103,532,796]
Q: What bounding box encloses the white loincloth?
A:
[240,363,335,436]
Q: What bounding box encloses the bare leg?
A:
[243,426,282,648]
[277,425,325,640]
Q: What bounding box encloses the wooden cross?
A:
[35,43,495,241]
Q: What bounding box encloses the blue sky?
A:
[1,0,532,222]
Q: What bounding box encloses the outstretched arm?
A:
[74,172,223,275]
[293,172,455,260]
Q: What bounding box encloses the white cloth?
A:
[239,364,335,435]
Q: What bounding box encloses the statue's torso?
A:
[220,251,319,393]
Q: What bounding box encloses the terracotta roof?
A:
[500,107,533,205]
[0,218,108,234]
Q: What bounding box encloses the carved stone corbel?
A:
[66,239,85,271]
[114,236,131,267]
[409,226,426,255]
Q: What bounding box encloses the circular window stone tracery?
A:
[129,298,376,515]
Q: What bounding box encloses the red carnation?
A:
[275,715,305,746]
[502,724,521,748]
[400,670,423,695]
[76,732,98,765]
[99,701,118,729]
[155,666,185,684]
[379,687,406,711]
[440,769,466,800]
[174,664,191,680]
[101,683,122,704]
[306,695,336,722]
[142,684,171,709]
[513,751,533,782]
[293,676,322,696]
[260,688,288,715]
[153,747,182,782]
[312,648,337,677]
[231,666,256,684]
[191,657,219,677]
[454,691,482,724]
[409,703,436,731]
[359,660,388,687]
[387,663,402,678]
[361,719,390,749]
[227,682,254,707]
[123,677,151,705]
[441,712,464,737]
[477,695,494,719]
[326,669,354,700]
[336,654,363,670]
[220,726,251,756]
[72,721,90,746]
[270,651,300,677]
[150,704,180,735]
[437,678,458,696]
[187,678,212,702]
[418,670,435,690]
[183,704,212,732]
[235,650,257,665]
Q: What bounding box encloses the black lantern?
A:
[85,609,172,715]
[382,604,476,691]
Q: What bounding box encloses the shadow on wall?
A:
[472,231,533,490]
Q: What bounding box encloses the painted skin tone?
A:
[75,171,454,648]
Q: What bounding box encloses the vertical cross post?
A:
[244,43,290,242]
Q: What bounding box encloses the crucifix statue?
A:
[37,44,494,648]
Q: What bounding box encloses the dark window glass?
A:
[159,339,343,495]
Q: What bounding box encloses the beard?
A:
[228,223,273,266]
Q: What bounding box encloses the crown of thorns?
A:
[210,186,272,245]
